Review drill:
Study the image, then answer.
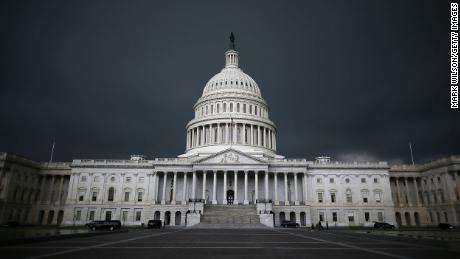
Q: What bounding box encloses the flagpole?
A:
[49,140,55,164]
[409,142,414,165]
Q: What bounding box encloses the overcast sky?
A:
[0,0,457,164]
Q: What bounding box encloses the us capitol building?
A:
[0,34,459,228]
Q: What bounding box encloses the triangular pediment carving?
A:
[195,148,265,165]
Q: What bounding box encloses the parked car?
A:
[148,220,162,229]
[438,223,455,229]
[86,220,122,231]
[280,220,299,228]
[373,222,396,229]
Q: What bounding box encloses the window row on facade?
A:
[195,100,267,119]
[187,123,276,150]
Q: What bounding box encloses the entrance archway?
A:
[175,211,181,226]
[395,212,402,226]
[290,212,296,223]
[404,212,411,226]
[300,212,306,226]
[280,212,285,223]
[165,211,171,225]
[227,190,234,205]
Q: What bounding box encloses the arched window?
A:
[230,103,233,112]
[108,187,115,202]
[223,103,227,112]
[243,104,246,113]
[217,103,220,113]
[237,103,240,112]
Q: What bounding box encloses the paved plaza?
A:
[0,228,459,259]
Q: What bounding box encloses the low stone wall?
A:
[259,214,274,228]
[186,213,201,227]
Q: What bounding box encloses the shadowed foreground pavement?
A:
[0,228,459,259]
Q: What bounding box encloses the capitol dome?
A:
[179,33,283,159]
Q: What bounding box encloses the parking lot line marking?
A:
[25,229,186,259]
[321,231,440,249]
[273,229,412,259]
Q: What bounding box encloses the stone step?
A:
[202,205,260,226]
[192,223,267,229]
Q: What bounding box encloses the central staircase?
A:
[197,205,265,228]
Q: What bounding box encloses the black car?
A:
[438,223,455,229]
[280,220,300,228]
[147,220,162,229]
[373,222,396,229]
[86,220,122,231]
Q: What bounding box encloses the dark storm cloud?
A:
[0,0,457,164]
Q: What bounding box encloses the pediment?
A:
[195,148,265,165]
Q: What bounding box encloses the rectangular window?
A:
[237,103,240,112]
[317,192,323,203]
[230,103,233,112]
[346,194,352,203]
[361,178,366,183]
[79,193,84,201]
[243,104,246,113]
[135,211,142,221]
[363,197,368,203]
[316,178,322,184]
[89,210,95,221]
[92,192,97,201]
[81,176,87,182]
[365,212,370,222]
[374,178,378,183]
[377,212,383,222]
[348,214,354,222]
[329,178,334,183]
[319,212,324,222]
[124,192,130,202]
[138,192,143,202]
[122,211,128,222]
[332,212,338,222]
[375,192,381,203]
[75,210,81,221]
[330,193,336,203]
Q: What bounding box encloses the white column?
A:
[182,172,187,204]
[212,171,217,204]
[233,123,237,144]
[225,123,229,143]
[202,171,207,203]
[242,124,246,144]
[223,171,227,204]
[303,173,308,204]
[161,172,167,204]
[250,125,254,145]
[284,172,289,205]
[244,171,249,204]
[186,130,190,149]
[192,171,196,199]
[255,171,259,202]
[274,173,279,205]
[48,176,55,203]
[258,126,262,146]
[171,172,177,205]
[57,176,64,205]
[294,172,299,205]
[217,124,221,144]
[413,177,420,206]
[234,171,238,204]
[264,171,269,200]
